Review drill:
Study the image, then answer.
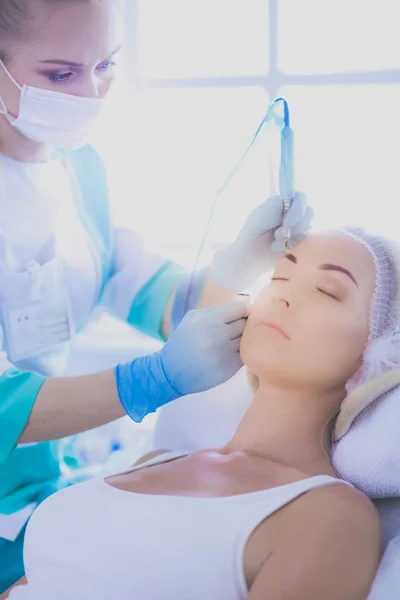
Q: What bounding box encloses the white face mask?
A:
[0,60,104,150]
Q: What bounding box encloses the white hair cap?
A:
[333,227,400,440]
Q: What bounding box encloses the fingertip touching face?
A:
[0,0,123,118]
[241,232,376,394]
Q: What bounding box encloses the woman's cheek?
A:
[301,311,346,357]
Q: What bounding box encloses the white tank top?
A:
[9,451,350,600]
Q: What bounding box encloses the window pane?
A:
[104,87,270,264]
[279,0,400,74]
[279,84,400,238]
[137,0,270,79]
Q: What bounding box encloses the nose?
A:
[74,74,113,100]
[77,76,102,99]
[274,296,290,308]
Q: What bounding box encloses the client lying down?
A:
[8,226,399,600]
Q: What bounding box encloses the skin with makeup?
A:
[5,231,382,600]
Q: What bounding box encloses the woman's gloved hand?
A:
[211,192,313,291]
[115,300,249,422]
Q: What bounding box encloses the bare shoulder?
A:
[284,480,382,585]
[309,480,380,528]
[249,482,382,599]
[291,479,382,542]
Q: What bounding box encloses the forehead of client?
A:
[275,232,376,303]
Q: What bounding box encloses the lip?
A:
[255,319,290,340]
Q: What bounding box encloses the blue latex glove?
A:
[115,300,249,422]
[211,192,313,291]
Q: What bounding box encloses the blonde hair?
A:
[247,370,259,394]
[0,0,98,62]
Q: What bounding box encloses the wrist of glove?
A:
[115,352,181,423]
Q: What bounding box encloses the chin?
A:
[241,341,301,391]
[243,356,288,387]
[241,336,283,373]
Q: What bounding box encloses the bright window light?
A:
[98,0,400,267]
[279,84,400,237]
[136,0,270,78]
[279,0,400,74]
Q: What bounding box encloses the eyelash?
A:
[46,61,118,84]
[270,277,339,301]
[317,289,338,300]
[48,73,73,83]
[98,60,118,72]
[271,277,288,281]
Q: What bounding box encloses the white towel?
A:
[332,382,400,498]
[334,370,400,441]
[331,377,400,599]
[368,528,400,598]
[368,536,400,599]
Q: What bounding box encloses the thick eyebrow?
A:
[284,253,297,264]
[39,45,123,68]
[319,263,358,287]
[284,253,358,286]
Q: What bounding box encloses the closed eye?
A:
[272,278,339,300]
[271,277,289,281]
[317,288,338,300]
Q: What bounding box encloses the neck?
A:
[225,380,345,476]
[0,116,52,163]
